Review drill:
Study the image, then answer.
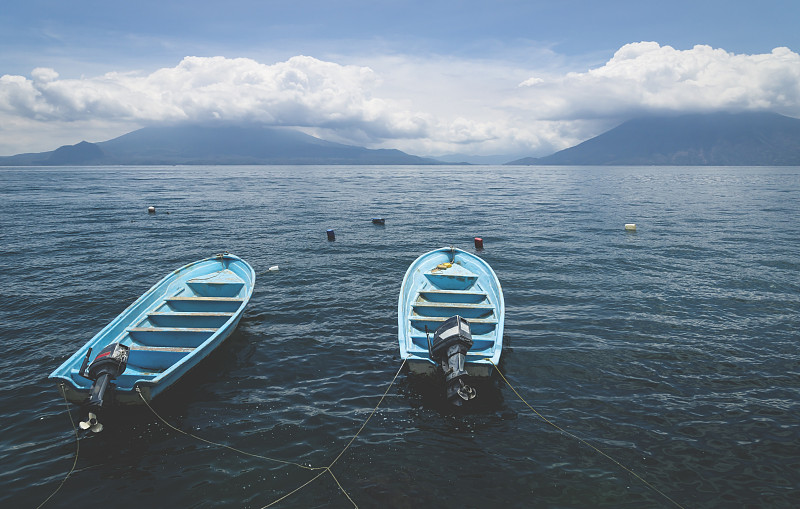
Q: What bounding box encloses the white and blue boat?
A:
[49,253,254,428]
[398,247,504,404]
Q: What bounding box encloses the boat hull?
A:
[398,247,504,376]
[49,253,255,405]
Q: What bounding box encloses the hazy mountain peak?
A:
[0,124,443,166]
[507,111,800,166]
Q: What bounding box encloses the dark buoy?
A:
[371,218,385,225]
[474,237,484,250]
[148,206,156,214]
[327,229,336,241]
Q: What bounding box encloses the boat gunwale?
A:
[398,247,504,368]
[49,253,256,402]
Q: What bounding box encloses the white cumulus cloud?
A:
[0,55,431,138]
[2,43,800,157]
[519,42,800,120]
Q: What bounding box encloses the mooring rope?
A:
[136,357,407,509]
[260,357,407,508]
[47,359,680,508]
[326,358,407,470]
[136,387,321,471]
[37,384,81,509]
[487,360,685,509]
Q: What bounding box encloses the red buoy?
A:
[474,237,484,250]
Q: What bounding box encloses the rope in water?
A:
[136,387,321,471]
[37,384,81,509]
[136,357,407,509]
[45,358,677,507]
[486,359,685,509]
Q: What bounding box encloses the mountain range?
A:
[2,111,800,166]
[0,125,441,166]
[508,112,800,166]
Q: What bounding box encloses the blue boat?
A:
[398,247,504,404]
[49,253,255,424]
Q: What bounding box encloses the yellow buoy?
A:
[625,223,637,231]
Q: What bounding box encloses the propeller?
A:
[78,412,104,433]
[456,379,477,401]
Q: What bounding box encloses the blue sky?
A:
[2,0,799,158]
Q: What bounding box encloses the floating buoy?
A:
[148,206,155,214]
[371,218,385,225]
[326,229,336,241]
[625,223,637,231]
[268,265,279,272]
[474,237,484,250]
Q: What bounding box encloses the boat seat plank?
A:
[127,343,195,370]
[410,336,495,351]
[406,345,495,357]
[165,296,244,312]
[411,301,495,319]
[419,289,486,294]
[127,327,218,333]
[127,326,217,348]
[417,289,488,304]
[409,316,497,324]
[69,367,160,385]
[409,315,498,336]
[129,345,196,353]
[412,301,493,309]
[147,311,234,328]
[166,297,244,302]
[148,312,235,317]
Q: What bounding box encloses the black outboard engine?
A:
[429,315,477,406]
[78,342,129,431]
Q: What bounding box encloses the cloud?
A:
[0,55,433,137]
[0,53,551,155]
[2,43,800,156]
[519,42,800,119]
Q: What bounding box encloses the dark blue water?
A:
[1,165,798,508]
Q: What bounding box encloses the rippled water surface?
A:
[1,165,798,508]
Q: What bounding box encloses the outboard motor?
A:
[78,342,129,432]
[429,315,477,406]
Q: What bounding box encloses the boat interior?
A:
[406,262,500,362]
[68,269,247,388]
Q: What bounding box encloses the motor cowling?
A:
[81,342,129,410]
[430,315,477,405]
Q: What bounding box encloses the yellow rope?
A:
[487,360,685,509]
[137,358,406,509]
[327,358,407,469]
[326,468,357,507]
[136,387,323,472]
[260,469,329,508]
[37,384,81,509]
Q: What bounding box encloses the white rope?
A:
[37,384,81,509]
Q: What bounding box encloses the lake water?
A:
[1,165,798,508]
